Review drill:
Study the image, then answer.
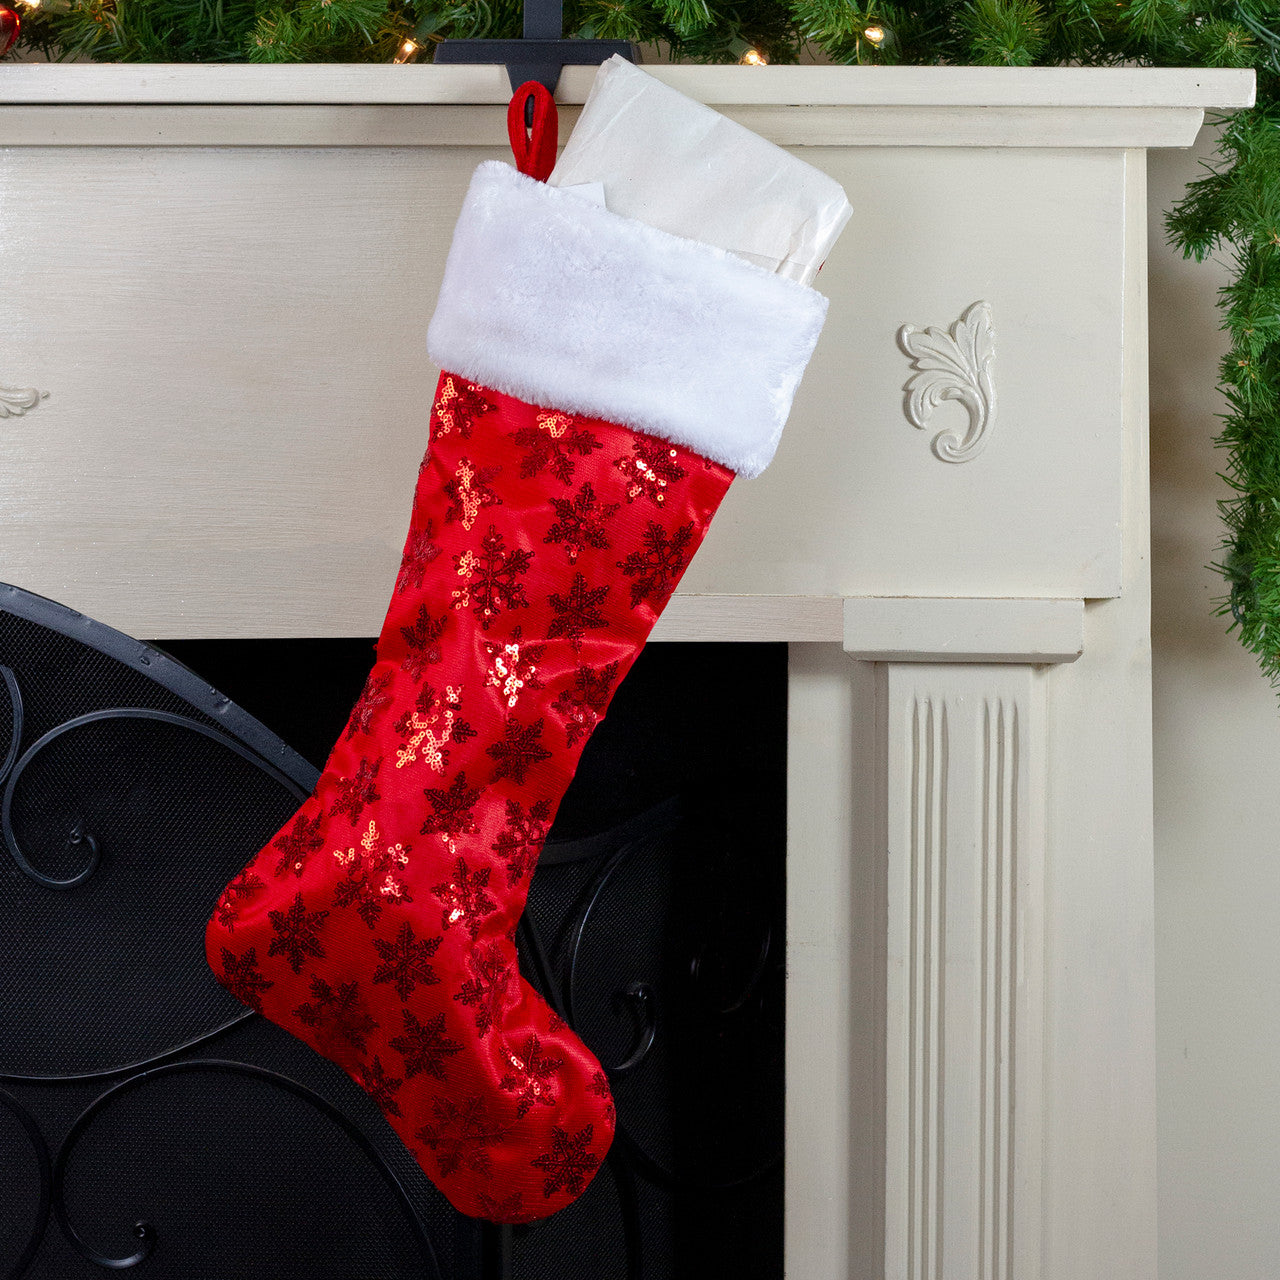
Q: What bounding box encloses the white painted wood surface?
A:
[0,68,1250,1280]
[843,597,1083,663]
[0,137,1140,633]
[0,104,1220,149]
[880,662,1046,1280]
[0,63,1252,109]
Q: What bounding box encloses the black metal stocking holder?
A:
[434,0,637,99]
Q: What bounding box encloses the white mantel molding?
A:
[0,66,1254,149]
[0,63,1253,107]
[843,596,1083,664]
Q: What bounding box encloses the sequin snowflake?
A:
[547,574,611,650]
[543,481,619,563]
[330,756,382,826]
[444,458,502,530]
[372,919,442,1001]
[433,376,495,439]
[614,436,686,505]
[346,669,393,741]
[272,810,325,879]
[617,520,695,608]
[420,771,482,853]
[416,1095,509,1178]
[491,796,553,886]
[483,629,544,711]
[293,976,379,1055]
[357,1056,405,1117]
[499,1032,563,1118]
[451,524,532,630]
[332,819,413,929]
[396,522,442,595]
[266,891,329,974]
[453,940,516,1037]
[510,412,602,486]
[393,683,474,772]
[399,605,449,682]
[432,856,497,939]
[219,946,273,1011]
[485,716,552,785]
[551,662,618,749]
[531,1124,600,1199]
[214,867,265,931]
[389,1008,463,1080]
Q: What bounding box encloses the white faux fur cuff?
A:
[427,161,829,479]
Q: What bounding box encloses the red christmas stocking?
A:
[207,109,829,1224]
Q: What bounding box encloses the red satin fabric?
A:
[207,374,733,1222]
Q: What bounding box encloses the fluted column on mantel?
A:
[880,663,1046,1280]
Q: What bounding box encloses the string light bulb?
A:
[739,46,768,65]
[862,23,886,46]
[394,37,421,64]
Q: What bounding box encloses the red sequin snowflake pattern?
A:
[347,670,393,741]
[330,756,382,826]
[218,946,273,1011]
[451,525,532,631]
[499,1033,563,1118]
[491,797,553,887]
[551,662,618,749]
[433,376,495,440]
[396,523,442,595]
[372,920,442,1001]
[420,771,482,853]
[272,810,325,879]
[400,605,449,682]
[214,867,264,931]
[614,436,687,506]
[444,458,502,530]
[531,1124,601,1200]
[547,574,610,651]
[588,1069,616,1124]
[357,1056,404,1118]
[293,977,379,1055]
[416,1095,509,1179]
[432,857,497,939]
[618,520,696,609]
[483,629,544,711]
[267,891,329,974]
[393,683,474,772]
[332,819,413,929]
[390,1008,463,1081]
[543,482,620,563]
[476,1191,525,1222]
[511,412,602,486]
[453,941,515,1037]
[485,716,551,785]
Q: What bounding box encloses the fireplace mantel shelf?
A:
[0,66,1253,1280]
[0,65,1254,149]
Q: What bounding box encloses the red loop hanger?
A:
[507,81,558,183]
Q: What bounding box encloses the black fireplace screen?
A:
[0,583,785,1279]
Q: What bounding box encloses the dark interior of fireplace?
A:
[0,587,786,1280]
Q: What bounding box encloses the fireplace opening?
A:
[0,594,786,1279]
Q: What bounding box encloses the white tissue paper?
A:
[549,55,851,286]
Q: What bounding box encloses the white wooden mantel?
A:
[0,64,1255,1279]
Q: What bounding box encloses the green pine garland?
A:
[7,1,1280,683]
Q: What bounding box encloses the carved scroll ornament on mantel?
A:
[0,383,48,419]
[897,300,996,463]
